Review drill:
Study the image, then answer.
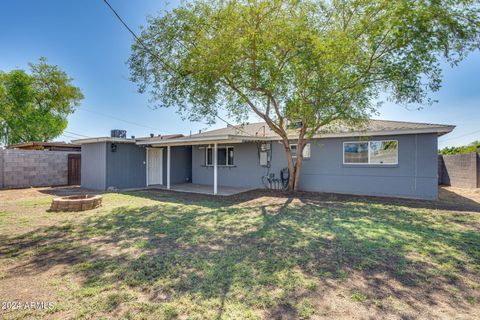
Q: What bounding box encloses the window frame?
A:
[290,143,311,159]
[205,146,235,166]
[343,140,398,165]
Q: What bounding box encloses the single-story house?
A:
[73,119,454,200]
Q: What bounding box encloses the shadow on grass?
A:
[123,186,480,213]
[1,190,479,318]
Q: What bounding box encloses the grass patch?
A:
[351,291,368,302]
[0,188,479,319]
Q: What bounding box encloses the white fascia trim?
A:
[135,135,270,146]
[72,137,136,144]
[278,126,455,140]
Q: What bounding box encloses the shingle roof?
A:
[189,119,454,138]
[136,119,454,146]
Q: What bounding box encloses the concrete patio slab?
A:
[148,183,255,196]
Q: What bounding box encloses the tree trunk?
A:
[293,138,308,191]
[281,138,296,191]
[293,145,303,192]
[292,126,308,192]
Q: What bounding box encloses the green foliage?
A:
[0,57,84,145]
[351,291,368,302]
[439,140,480,155]
[129,0,479,127]
[129,0,480,190]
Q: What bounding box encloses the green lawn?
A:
[0,188,479,319]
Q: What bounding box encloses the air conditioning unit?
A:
[111,129,127,138]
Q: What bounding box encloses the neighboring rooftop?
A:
[74,134,184,145]
[136,134,184,141]
[7,141,81,151]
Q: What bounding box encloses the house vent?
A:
[111,129,127,138]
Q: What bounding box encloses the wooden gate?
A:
[68,154,81,186]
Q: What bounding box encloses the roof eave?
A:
[132,126,456,146]
[72,137,136,145]
[136,134,271,146]
[308,126,456,139]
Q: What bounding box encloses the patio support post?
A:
[214,143,218,195]
[167,145,171,189]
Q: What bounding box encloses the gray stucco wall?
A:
[160,146,193,185]
[81,143,107,190]
[81,143,192,190]
[192,142,286,188]
[192,133,439,200]
[0,149,77,189]
[171,146,192,184]
[299,134,438,199]
[106,143,147,189]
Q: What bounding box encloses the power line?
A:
[76,106,174,134]
[64,130,90,138]
[440,129,480,142]
[59,134,83,140]
[101,0,177,76]
[100,0,256,138]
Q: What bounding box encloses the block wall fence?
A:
[438,153,480,188]
[0,149,79,189]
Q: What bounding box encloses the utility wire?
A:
[101,0,177,76]
[58,134,83,141]
[100,0,257,138]
[64,130,91,138]
[440,129,480,142]
[76,106,174,134]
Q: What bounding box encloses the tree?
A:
[0,58,84,145]
[129,0,480,191]
[439,140,480,155]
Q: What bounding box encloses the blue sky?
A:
[1,0,479,148]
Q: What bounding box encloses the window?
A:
[290,143,311,159]
[290,144,297,158]
[206,148,213,166]
[343,140,398,165]
[344,142,368,164]
[369,140,398,164]
[218,148,227,165]
[205,146,234,166]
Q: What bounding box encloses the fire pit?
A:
[50,195,102,212]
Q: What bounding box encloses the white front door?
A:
[147,148,163,185]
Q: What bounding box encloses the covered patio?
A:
[137,132,269,195]
[148,183,255,196]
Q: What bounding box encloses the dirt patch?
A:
[0,186,95,202]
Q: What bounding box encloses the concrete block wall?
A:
[477,153,480,188]
[0,151,4,188]
[438,152,479,188]
[0,149,78,189]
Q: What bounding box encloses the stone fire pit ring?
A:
[50,195,102,212]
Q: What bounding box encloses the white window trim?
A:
[290,143,311,159]
[343,140,398,165]
[205,146,235,166]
